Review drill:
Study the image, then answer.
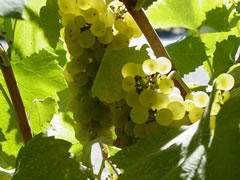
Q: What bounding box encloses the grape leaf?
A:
[11,0,61,61]
[0,0,26,19]
[200,4,239,33]
[92,46,149,103]
[0,49,67,168]
[12,134,91,180]
[57,88,71,113]
[166,36,208,76]
[212,36,240,77]
[48,113,78,143]
[146,0,224,31]
[28,97,57,135]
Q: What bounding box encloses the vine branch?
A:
[0,51,32,144]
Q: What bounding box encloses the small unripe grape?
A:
[156,108,173,126]
[193,91,209,108]
[122,76,136,92]
[142,59,159,75]
[139,89,157,108]
[167,101,185,120]
[216,73,235,91]
[121,62,138,78]
[159,78,174,94]
[156,57,172,74]
[130,106,149,124]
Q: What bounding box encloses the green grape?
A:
[216,73,235,91]
[122,26,134,38]
[67,42,84,56]
[167,101,185,120]
[188,107,204,123]
[68,82,80,96]
[142,59,159,75]
[156,108,173,126]
[74,15,86,28]
[121,62,138,78]
[110,103,129,128]
[159,78,174,94]
[66,60,80,75]
[126,90,140,107]
[139,89,157,108]
[122,76,136,92]
[99,9,115,27]
[152,92,169,110]
[97,127,112,138]
[185,92,194,100]
[98,27,113,44]
[72,53,90,71]
[130,106,149,124]
[211,102,221,116]
[90,21,106,37]
[78,30,96,48]
[193,91,209,108]
[136,64,146,77]
[64,23,80,40]
[86,61,99,77]
[172,87,181,95]
[218,90,230,104]
[156,57,172,74]
[124,121,135,137]
[77,0,92,10]
[111,34,129,50]
[74,123,90,145]
[114,18,128,32]
[133,124,147,138]
[82,8,99,23]
[183,99,195,111]
[58,0,76,14]
[64,69,73,81]
[124,13,142,38]
[91,0,106,13]
[61,13,75,26]
[209,115,216,131]
[146,122,159,135]
[168,94,184,103]
[73,72,89,86]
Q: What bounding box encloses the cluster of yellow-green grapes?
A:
[57,0,142,145]
[116,57,235,146]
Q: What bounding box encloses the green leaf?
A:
[28,97,56,134]
[166,36,208,76]
[57,88,71,113]
[146,0,224,31]
[49,113,78,143]
[11,0,60,61]
[0,0,26,19]
[212,36,240,77]
[92,46,149,103]
[200,4,238,33]
[0,49,67,168]
[111,126,182,179]
[12,134,91,180]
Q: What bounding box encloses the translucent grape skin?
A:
[90,21,106,37]
[142,59,159,75]
[130,106,149,124]
[167,101,185,120]
[122,76,136,92]
[156,57,172,74]
[99,9,115,27]
[159,78,174,94]
[98,28,113,44]
[78,30,96,48]
[216,73,235,91]
[193,91,209,108]
[77,0,92,10]
[188,107,204,123]
[156,108,173,126]
[121,62,138,78]
[151,92,169,111]
[139,89,157,108]
[111,34,129,50]
[58,0,76,14]
[125,90,140,107]
[82,8,99,23]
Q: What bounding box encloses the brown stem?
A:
[121,0,187,96]
[0,64,32,144]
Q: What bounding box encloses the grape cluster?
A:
[57,0,142,145]
[116,58,235,146]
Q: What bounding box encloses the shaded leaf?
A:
[212,35,240,77]
[166,36,208,76]
[12,134,91,180]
